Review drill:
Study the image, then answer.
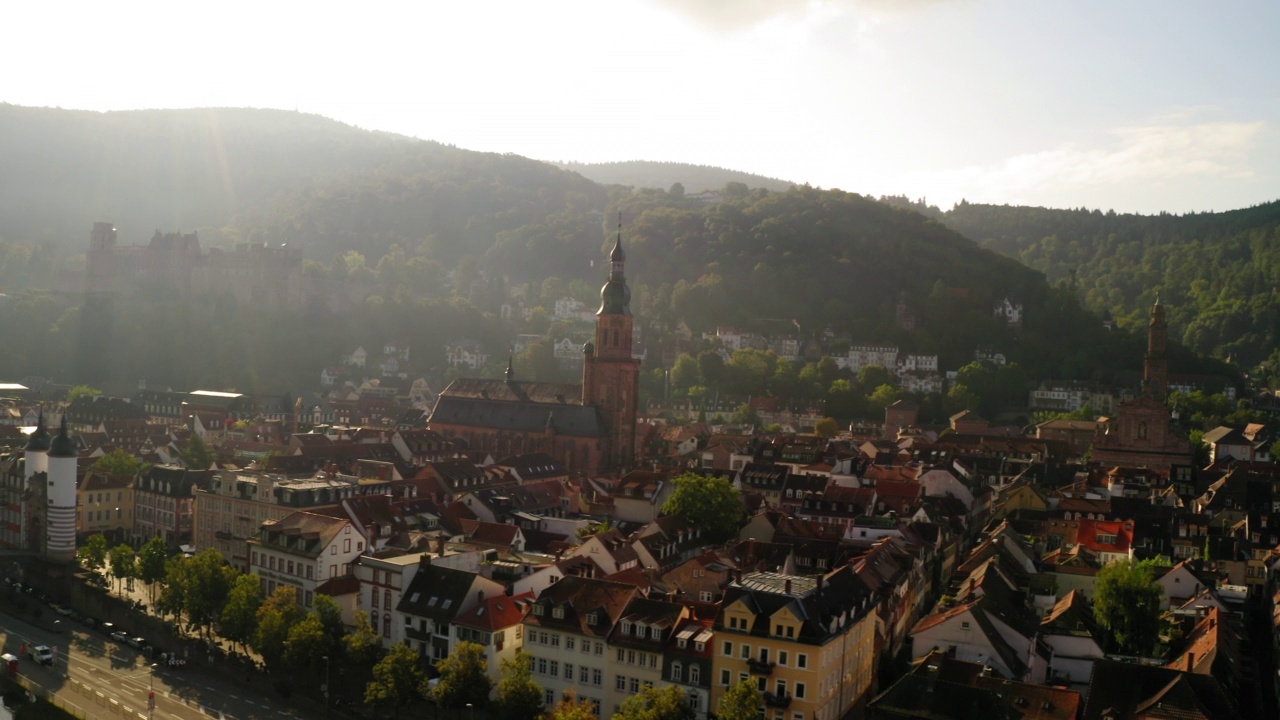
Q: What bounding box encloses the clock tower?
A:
[582,221,641,471]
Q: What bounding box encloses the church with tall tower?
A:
[428,224,641,475]
[1092,298,1193,470]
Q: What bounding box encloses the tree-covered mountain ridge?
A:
[552,160,794,193]
[919,197,1280,377]
[0,104,1237,393]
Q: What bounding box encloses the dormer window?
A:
[532,604,544,616]
[651,627,661,640]
[622,620,633,635]
[586,611,598,625]
[553,606,565,619]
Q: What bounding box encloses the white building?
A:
[248,511,366,608]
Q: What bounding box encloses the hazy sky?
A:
[6,0,1276,214]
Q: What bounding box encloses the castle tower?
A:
[45,415,79,563]
[1143,298,1168,401]
[87,222,117,294]
[582,221,641,471]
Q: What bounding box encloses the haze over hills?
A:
[0,104,1251,393]
[552,161,795,194]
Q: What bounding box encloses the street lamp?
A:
[148,663,157,720]
[322,655,330,717]
[467,702,474,720]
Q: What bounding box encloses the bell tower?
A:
[1143,297,1168,401]
[582,218,641,471]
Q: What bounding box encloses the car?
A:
[28,645,53,665]
[126,636,146,650]
[99,622,116,635]
[110,630,128,643]
[55,606,75,617]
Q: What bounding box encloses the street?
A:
[1,606,302,720]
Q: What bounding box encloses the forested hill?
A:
[0,104,1232,393]
[937,199,1280,374]
[554,160,794,193]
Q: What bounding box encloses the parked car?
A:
[99,622,116,636]
[110,630,129,643]
[126,636,146,650]
[28,645,53,666]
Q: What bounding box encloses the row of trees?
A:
[366,639,765,720]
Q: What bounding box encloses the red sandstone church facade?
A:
[1092,299,1193,470]
[428,229,641,476]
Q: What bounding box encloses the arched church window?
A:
[1138,422,1148,440]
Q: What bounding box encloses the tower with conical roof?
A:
[24,407,51,480]
[45,415,79,562]
[582,218,641,470]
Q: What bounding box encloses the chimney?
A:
[419,553,432,570]
[817,575,824,595]
[436,534,446,556]
[1186,652,1195,671]
[784,579,792,595]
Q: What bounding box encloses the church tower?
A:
[582,220,641,471]
[1143,298,1169,401]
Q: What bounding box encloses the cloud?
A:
[920,117,1265,210]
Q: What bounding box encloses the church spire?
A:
[1144,297,1168,400]
[597,212,631,316]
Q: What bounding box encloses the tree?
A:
[77,533,108,574]
[183,549,235,638]
[345,610,381,667]
[615,685,695,720]
[137,536,168,603]
[431,640,492,708]
[732,403,761,427]
[1094,559,1164,655]
[717,679,763,720]
[66,384,102,404]
[220,573,263,653]
[254,586,306,670]
[814,417,838,438]
[109,543,136,596]
[92,448,146,476]
[181,433,214,469]
[366,642,425,719]
[284,613,330,675]
[495,652,544,720]
[662,472,744,544]
[547,691,598,720]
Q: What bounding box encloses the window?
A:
[382,613,391,638]
[592,669,602,686]
[795,683,806,700]
[721,669,731,687]
[651,626,661,640]
[797,654,808,669]
[549,661,559,676]
[566,637,576,651]
[544,689,554,707]
[723,641,733,656]
[344,538,351,553]
[595,642,603,656]
[630,678,640,694]
[537,658,548,675]
[550,634,560,648]
[564,663,574,679]
[779,651,788,666]
[689,665,700,685]
[649,655,657,669]
[580,666,589,683]
[776,680,787,697]
[372,591,380,609]
[695,641,705,652]
[384,590,391,609]
[672,662,683,681]
[616,676,626,691]
[617,649,626,662]
[741,644,751,659]
[961,621,971,630]
[700,591,713,602]
[553,607,565,619]
[622,621,633,635]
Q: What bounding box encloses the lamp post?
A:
[322,655,330,717]
[467,701,474,720]
[148,663,157,720]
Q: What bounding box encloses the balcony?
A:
[764,692,792,708]
[747,658,776,675]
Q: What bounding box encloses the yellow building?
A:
[712,567,878,720]
[78,471,134,543]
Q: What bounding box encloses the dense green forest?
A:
[553,160,794,193]
[0,105,1244,401]
[935,199,1280,378]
